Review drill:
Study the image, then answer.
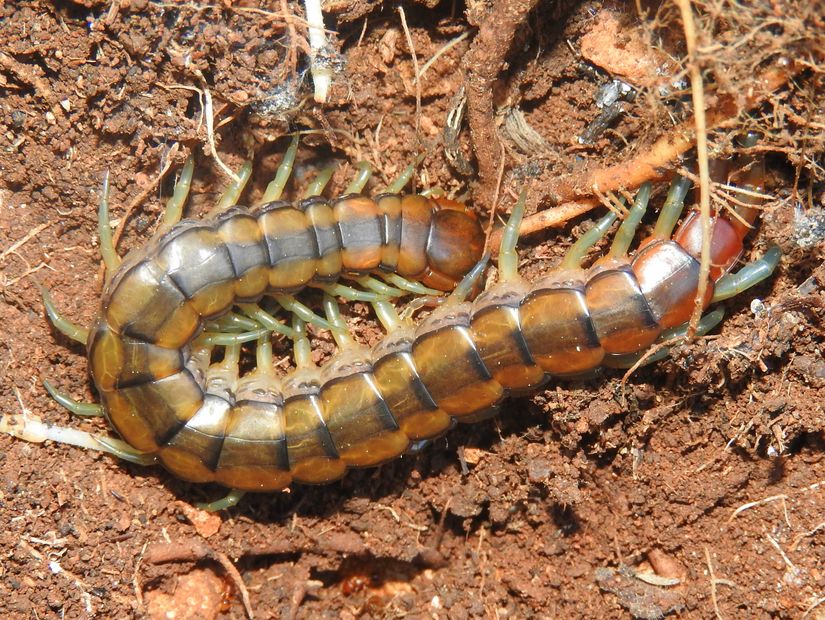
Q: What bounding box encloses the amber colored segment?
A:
[158,395,231,483]
[672,211,743,280]
[215,401,293,491]
[105,260,201,347]
[101,369,204,452]
[88,323,183,391]
[376,194,402,272]
[258,206,319,290]
[413,325,503,416]
[471,305,545,390]
[397,195,433,277]
[586,267,661,354]
[303,199,343,281]
[519,286,605,375]
[420,269,462,292]
[216,213,271,299]
[320,372,410,466]
[283,394,347,484]
[632,239,712,328]
[426,209,485,287]
[333,195,384,273]
[155,226,237,317]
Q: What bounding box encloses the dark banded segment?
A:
[300,197,343,282]
[283,390,346,484]
[333,195,384,273]
[257,202,319,290]
[215,210,271,300]
[375,194,402,272]
[585,266,661,354]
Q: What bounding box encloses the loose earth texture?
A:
[0,1,823,618]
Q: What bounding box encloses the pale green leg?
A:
[652,176,692,239]
[450,253,490,302]
[97,171,121,275]
[344,161,373,194]
[237,303,296,338]
[608,183,651,258]
[158,154,195,234]
[261,135,300,203]
[196,489,246,512]
[322,293,357,349]
[383,154,425,193]
[371,299,405,331]
[96,436,159,466]
[354,275,405,298]
[605,308,726,369]
[712,247,781,302]
[318,282,387,302]
[208,161,253,217]
[303,166,336,198]
[291,316,314,369]
[40,286,89,344]
[420,187,445,198]
[273,294,334,331]
[381,273,442,296]
[203,312,262,334]
[498,190,527,282]
[560,210,618,269]
[195,328,270,348]
[43,380,103,417]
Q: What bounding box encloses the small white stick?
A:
[304,0,332,103]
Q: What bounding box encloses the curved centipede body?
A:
[28,139,781,502]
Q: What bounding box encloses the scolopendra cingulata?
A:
[1,133,781,511]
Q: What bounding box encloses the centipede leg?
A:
[43,379,103,417]
[291,316,314,369]
[354,275,405,298]
[380,273,442,296]
[203,312,262,334]
[343,161,373,194]
[97,171,121,275]
[560,210,618,269]
[498,190,527,282]
[40,286,89,344]
[237,303,296,338]
[371,299,406,331]
[303,165,336,198]
[196,489,247,512]
[652,176,693,240]
[157,154,195,234]
[96,436,159,465]
[317,282,389,303]
[273,294,335,331]
[209,161,253,217]
[383,154,425,193]
[322,293,358,349]
[608,183,651,258]
[195,327,270,348]
[261,135,300,203]
[711,246,782,302]
[450,253,491,302]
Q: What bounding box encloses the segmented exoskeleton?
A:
[9,135,780,510]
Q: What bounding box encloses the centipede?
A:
[3,133,780,510]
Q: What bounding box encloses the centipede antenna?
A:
[43,379,103,417]
[318,282,387,303]
[97,171,122,275]
[498,190,527,282]
[96,436,159,465]
[609,183,651,258]
[41,286,89,344]
[560,211,618,269]
[381,273,442,296]
[384,154,425,194]
[197,489,246,512]
[291,316,314,369]
[344,161,373,194]
[371,299,406,331]
[274,294,335,331]
[712,246,781,302]
[196,328,270,347]
[158,154,195,233]
[237,303,296,338]
[450,253,490,302]
[261,135,300,203]
[303,165,336,198]
[211,160,253,216]
[653,176,692,239]
[323,293,357,349]
[354,275,405,298]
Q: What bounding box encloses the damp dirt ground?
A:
[0,1,823,618]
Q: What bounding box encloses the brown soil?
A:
[1,1,823,619]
